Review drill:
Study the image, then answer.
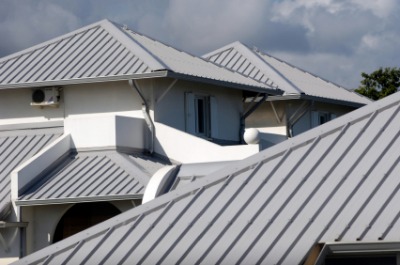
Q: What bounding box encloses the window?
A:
[195,95,209,135]
[311,111,337,128]
[324,255,397,265]
[185,92,218,138]
[313,242,400,265]
[53,202,121,243]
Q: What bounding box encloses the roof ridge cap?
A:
[240,44,303,94]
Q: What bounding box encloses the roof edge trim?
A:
[0,71,169,90]
[166,71,283,95]
[267,94,368,108]
[0,120,63,132]
[16,194,143,206]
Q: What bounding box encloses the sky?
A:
[0,0,399,90]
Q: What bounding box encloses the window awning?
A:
[17,150,170,206]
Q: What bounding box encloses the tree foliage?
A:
[355,67,400,100]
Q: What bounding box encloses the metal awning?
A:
[17,150,170,206]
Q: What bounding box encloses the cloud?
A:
[0,0,399,89]
[0,1,80,55]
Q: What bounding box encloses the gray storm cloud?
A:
[0,0,399,89]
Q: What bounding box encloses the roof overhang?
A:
[265,94,368,108]
[314,241,400,265]
[165,71,283,95]
[16,194,143,207]
[0,71,170,90]
[0,70,283,96]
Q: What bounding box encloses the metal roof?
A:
[169,161,236,191]
[0,126,63,220]
[0,20,280,95]
[17,150,169,206]
[203,41,371,106]
[12,90,400,264]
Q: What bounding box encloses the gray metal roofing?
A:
[169,161,236,191]
[0,127,63,220]
[14,91,400,264]
[0,20,280,94]
[203,41,371,106]
[17,150,169,206]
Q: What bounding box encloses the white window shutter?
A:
[209,96,219,138]
[185,92,195,134]
[311,111,319,128]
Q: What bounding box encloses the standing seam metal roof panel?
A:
[0,127,63,220]
[0,20,279,95]
[203,41,371,106]
[17,150,169,206]
[13,73,400,265]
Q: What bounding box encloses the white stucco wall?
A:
[246,99,357,147]
[0,81,146,127]
[290,101,355,136]
[0,88,64,126]
[64,81,144,119]
[0,78,244,145]
[154,79,243,142]
[245,101,288,147]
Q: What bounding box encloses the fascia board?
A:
[0,71,169,90]
[166,71,283,95]
[15,194,143,206]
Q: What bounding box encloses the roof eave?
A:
[166,71,283,95]
[267,94,368,108]
[16,194,143,206]
[0,71,169,90]
[0,70,283,95]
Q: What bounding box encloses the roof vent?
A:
[31,87,60,107]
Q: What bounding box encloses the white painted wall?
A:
[64,81,144,119]
[154,122,259,163]
[245,101,288,148]
[154,79,243,142]
[246,100,356,147]
[0,88,64,126]
[290,101,355,136]
[0,81,145,127]
[64,115,146,150]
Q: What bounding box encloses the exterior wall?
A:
[0,222,21,265]
[0,88,64,126]
[245,99,357,147]
[0,78,243,144]
[21,200,136,255]
[154,78,243,142]
[0,81,144,127]
[245,101,288,148]
[290,101,355,136]
[64,81,143,119]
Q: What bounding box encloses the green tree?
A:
[355,67,400,100]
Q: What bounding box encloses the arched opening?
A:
[53,202,121,243]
